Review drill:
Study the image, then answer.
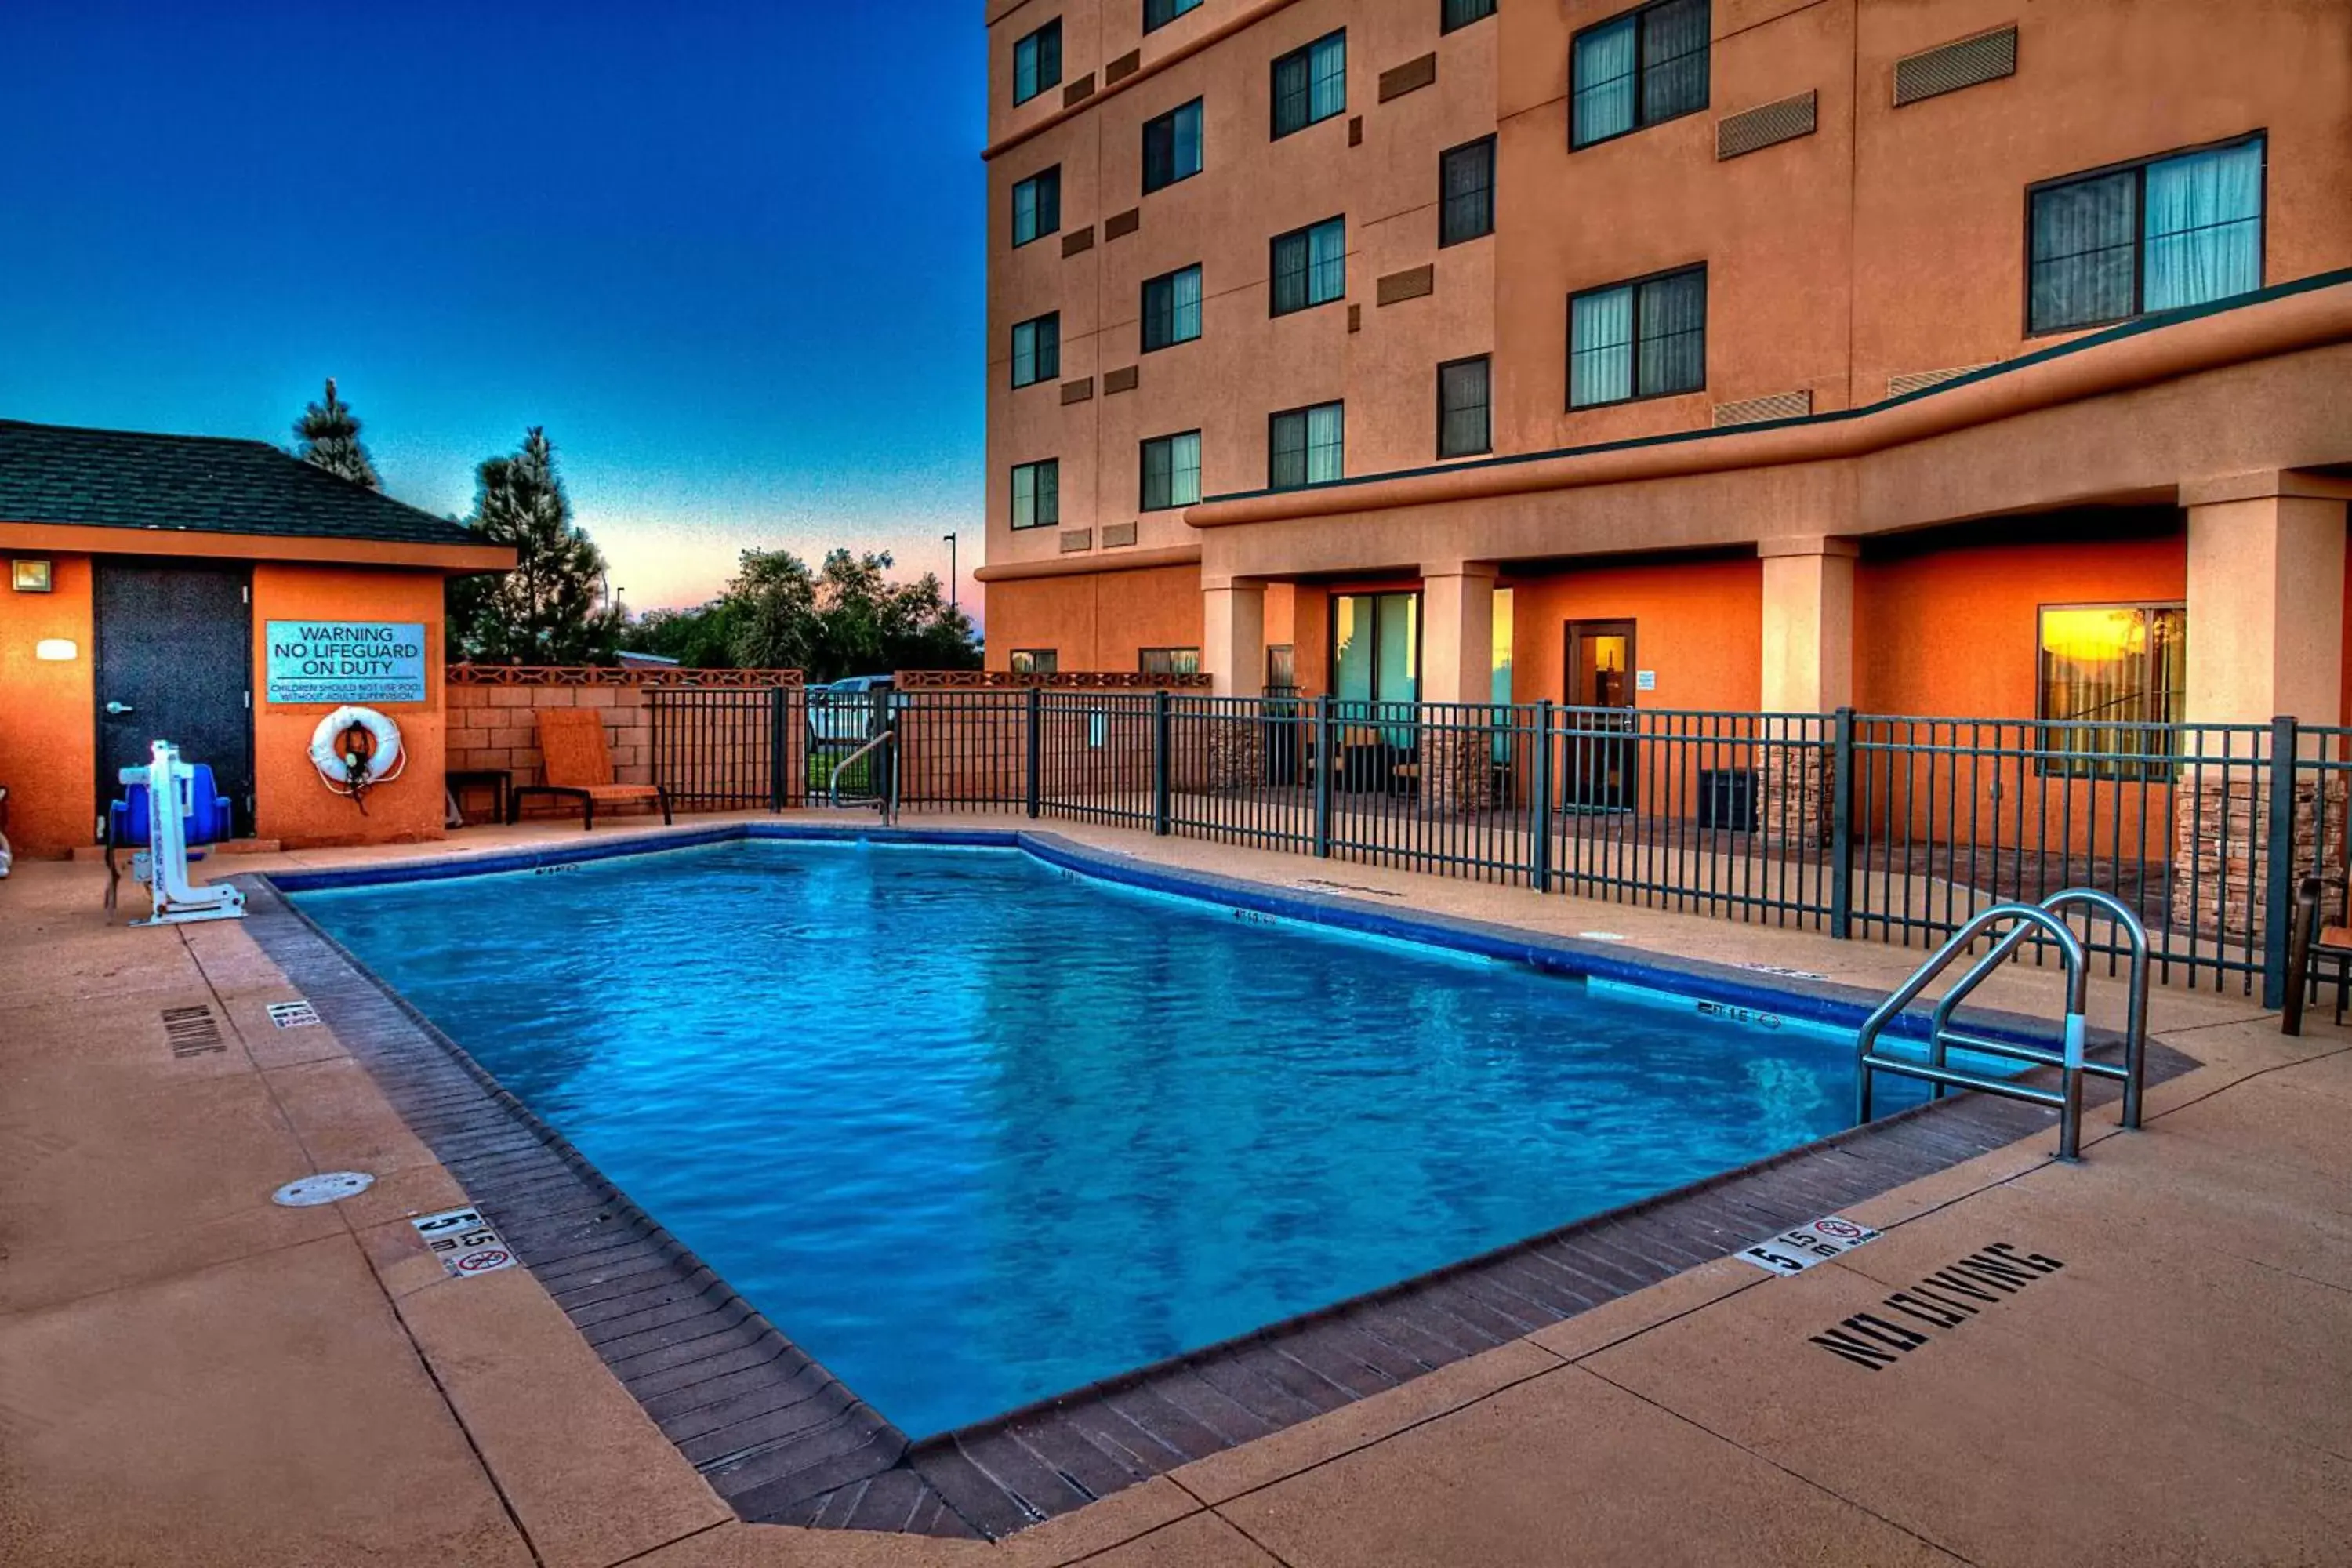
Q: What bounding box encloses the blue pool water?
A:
[296,839,1935,1437]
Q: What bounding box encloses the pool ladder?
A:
[1854,889,2149,1161]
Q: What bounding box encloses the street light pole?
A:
[942,532,959,617]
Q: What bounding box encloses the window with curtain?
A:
[1010,648,1059,676]
[1141,264,1203,351]
[1144,0,1201,33]
[1138,648,1202,677]
[1014,20,1062,106]
[1139,430,1203,510]
[1572,0,1708,149]
[1439,136,1496,246]
[1011,314,1059,388]
[1272,31,1346,139]
[1438,356,1491,457]
[1569,264,1705,408]
[2036,604,2186,779]
[1271,216,1346,315]
[1269,401,1343,489]
[1443,0,1497,34]
[2029,136,2265,335]
[1011,168,1060,247]
[1010,459,1059,529]
[1143,99,1205,193]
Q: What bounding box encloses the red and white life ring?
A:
[310,706,406,795]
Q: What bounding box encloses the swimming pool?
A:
[294,836,1957,1439]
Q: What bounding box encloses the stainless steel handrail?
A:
[826,727,898,823]
[1925,888,2149,1130]
[1855,900,2102,1160]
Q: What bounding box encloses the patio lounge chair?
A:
[509,708,671,831]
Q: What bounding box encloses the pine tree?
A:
[446,428,621,664]
[292,377,382,489]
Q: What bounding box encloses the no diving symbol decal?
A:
[411,1206,519,1279]
[1740,1214,1879,1274]
[1809,1241,2066,1370]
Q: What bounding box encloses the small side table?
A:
[445,768,511,829]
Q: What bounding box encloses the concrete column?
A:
[2174,473,2351,945]
[1200,578,1267,699]
[1758,536,1858,714]
[1419,563,1499,813]
[1418,562,1499,706]
[2181,476,2349,726]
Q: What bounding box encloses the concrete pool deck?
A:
[2,811,2347,1566]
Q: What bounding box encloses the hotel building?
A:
[977,0,2352,743]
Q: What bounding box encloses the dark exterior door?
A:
[1563,619,1636,811]
[94,561,254,836]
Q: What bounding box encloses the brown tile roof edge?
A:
[0,417,494,552]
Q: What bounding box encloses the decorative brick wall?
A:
[444,666,800,818]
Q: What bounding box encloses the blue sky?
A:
[0,2,985,614]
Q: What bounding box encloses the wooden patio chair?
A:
[509,708,671,831]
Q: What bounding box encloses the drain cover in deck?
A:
[272,1171,376,1207]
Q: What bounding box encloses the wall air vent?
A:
[1887,363,1992,398]
[1715,90,1817,160]
[1712,390,1813,428]
[1059,528,1094,554]
[1893,27,2017,107]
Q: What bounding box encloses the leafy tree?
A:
[292,377,381,489]
[619,601,746,668]
[445,427,620,664]
[628,547,978,679]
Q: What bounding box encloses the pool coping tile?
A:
[229,825,2198,1543]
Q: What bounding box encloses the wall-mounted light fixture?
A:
[34,638,78,662]
[11,560,54,593]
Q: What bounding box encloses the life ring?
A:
[310,706,405,797]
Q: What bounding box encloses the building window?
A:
[1011,314,1060,388]
[1011,459,1060,529]
[1443,0,1498,33]
[1272,31,1347,139]
[1145,0,1202,33]
[1572,0,1709,149]
[1011,648,1060,676]
[1439,136,1495,246]
[1139,647,1202,677]
[1437,355,1491,457]
[1143,99,1205,193]
[2027,135,2266,336]
[1142,263,1204,351]
[2037,604,2186,779]
[1012,167,1061,246]
[1139,430,1203,510]
[1271,216,1346,315]
[1568,264,1705,408]
[1269,401,1344,489]
[1331,591,1419,744]
[1014,20,1062,106]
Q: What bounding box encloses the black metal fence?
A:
[652,687,2350,1004]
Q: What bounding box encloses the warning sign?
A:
[265,620,426,705]
[410,1206,519,1279]
[1740,1214,1882,1275]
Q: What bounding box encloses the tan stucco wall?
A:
[987,0,1498,580]
[984,562,1205,671]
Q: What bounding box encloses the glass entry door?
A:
[1563,619,1635,811]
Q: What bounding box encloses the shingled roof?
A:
[0,418,480,547]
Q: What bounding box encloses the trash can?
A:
[1698,768,1758,832]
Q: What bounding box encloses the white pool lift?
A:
[119,740,246,927]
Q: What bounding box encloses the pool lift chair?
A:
[107,740,246,927]
[1855,888,2149,1162]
